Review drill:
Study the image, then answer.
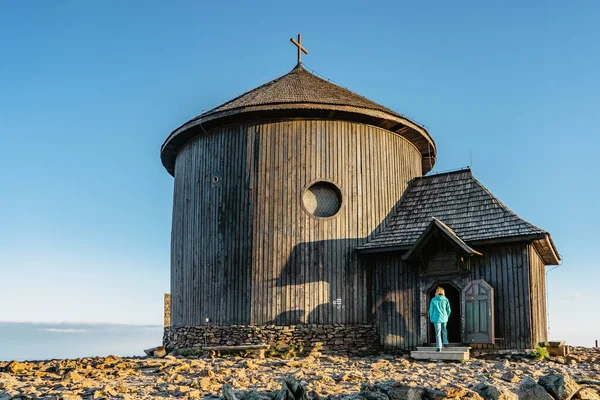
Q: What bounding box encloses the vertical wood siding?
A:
[528,245,548,346]
[470,243,542,350]
[170,119,422,327]
[372,256,420,349]
[371,243,546,351]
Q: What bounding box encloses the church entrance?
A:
[427,282,461,344]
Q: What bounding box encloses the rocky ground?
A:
[1,347,599,400]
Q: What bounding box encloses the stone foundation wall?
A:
[164,294,171,327]
[163,324,381,355]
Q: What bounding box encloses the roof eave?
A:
[160,104,436,176]
[356,245,410,254]
[401,218,482,261]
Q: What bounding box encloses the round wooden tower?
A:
[161,63,436,351]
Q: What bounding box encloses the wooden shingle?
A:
[359,168,560,264]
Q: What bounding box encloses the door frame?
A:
[425,280,462,344]
[419,275,470,345]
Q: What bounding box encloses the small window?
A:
[302,181,342,218]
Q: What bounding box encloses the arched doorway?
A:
[427,282,461,344]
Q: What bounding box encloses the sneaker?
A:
[436,348,441,352]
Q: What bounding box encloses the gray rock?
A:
[276,378,307,400]
[502,371,520,383]
[538,374,580,400]
[473,383,518,400]
[360,385,389,400]
[517,377,553,400]
[243,392,275,400]
[388,385,425,400]
[223,384,241,400]
[424,388,448,400]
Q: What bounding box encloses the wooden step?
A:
[410,348,470,361]
[416,346,470,353]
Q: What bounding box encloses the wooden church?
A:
[161,36,560,352]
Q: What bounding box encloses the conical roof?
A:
[203,64,408,118]
[161,64,436,175]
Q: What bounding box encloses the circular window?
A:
[302,181,342,218]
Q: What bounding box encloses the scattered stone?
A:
[2,346,599,400]
[446,386,468,398]
[360,384,390,400]
[502,371,520,383]
[63,370,83,383]
[518,377,554,400]
[424,388,449,400]
[388,385,425,400]
[5,361,27,374]
[473,383,518,400]
[154,347,167,358]
[573,388,600,400]
[538,373,580,400]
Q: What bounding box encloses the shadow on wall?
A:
[266,238,416,349]
[269,238,361,325]
[376,300,410,348]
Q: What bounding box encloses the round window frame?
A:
[300,179,343,220]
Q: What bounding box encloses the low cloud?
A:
[38,328,90,334]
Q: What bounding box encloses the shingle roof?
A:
[359,169,559,264]
[402,217,483,261]
[200,63,406,119]
[161,63,436,176]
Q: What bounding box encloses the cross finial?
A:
[290,34,308,64]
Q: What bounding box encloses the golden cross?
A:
[290,34,308,63]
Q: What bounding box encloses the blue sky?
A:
[0,1,598,345]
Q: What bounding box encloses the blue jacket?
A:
[429,295,451,323]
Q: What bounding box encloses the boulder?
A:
[502,371,520,383]
[5,361,27,374]
[245,391,276,400]
[144,346,162,356]
[424,388,449,400]
[62,370,83,383]
[360,384,390,400]
[463,390,485,400]
[573,388,600,400]
[518,377,553,400]
[445,386,468,398]
[538,374,580,400]
[388,385,425,400]
[154,347,167,358]
[277,377,308,400]
[473,384,518,400]
[222,384,242,400]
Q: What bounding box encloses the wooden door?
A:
[462,280,494,344]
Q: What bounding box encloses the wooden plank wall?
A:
[528,245,548,346]
[470,243,535,349]
[170,119,422,327]
[171,125,253,326]
[372,255,420,349]
[371,243,547,351]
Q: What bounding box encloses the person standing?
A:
[429,287,451,351]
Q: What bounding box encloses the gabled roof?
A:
[358,168,560,265]
[402,217,482,261]
[160,64,436,176]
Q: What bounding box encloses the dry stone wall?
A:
[163,324,380,355]
[164,293,171,327]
